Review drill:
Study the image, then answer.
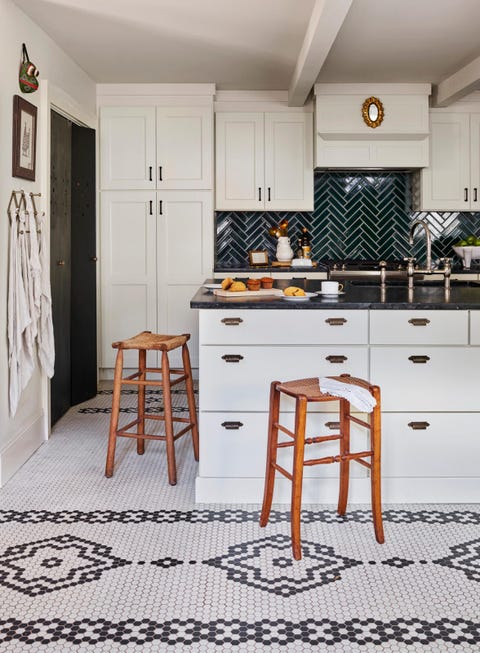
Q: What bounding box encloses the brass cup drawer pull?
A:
[325,318,347,326]
[221,421,244,430]
[408,355,430,364]
[221,317,243,326]
[408,421,430,430]
[221,354,244,363]
[325,421,340,430]
[408,318,431,327]
[325,355,348,364]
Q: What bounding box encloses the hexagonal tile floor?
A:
[0,385,478,651]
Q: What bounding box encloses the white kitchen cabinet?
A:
[196,307,480,503]
[100,190,213,370]
[100,191,157,368]
[156,106,212,189]
[100,107,156,190]
[215,112,313,210]
[99,95,214,374]
[419,111,480,211]
[100,105,212,190]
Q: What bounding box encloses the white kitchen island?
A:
[191,280,480,504]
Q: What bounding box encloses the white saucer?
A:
[282,292,317,302]
[203,283,223,291]
[317,291,345,296]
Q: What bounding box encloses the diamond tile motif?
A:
[216,171,480,267]
[203,533,362,597]
[0,534,131,596]
[433,537,480,582]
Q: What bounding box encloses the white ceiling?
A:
[14,0,480,102]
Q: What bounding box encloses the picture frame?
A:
[248,249,269,266]
[12,95,37,180]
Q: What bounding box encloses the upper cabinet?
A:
[215,112,313,211]
[314,84,431,169]
[100,106,213,190]
[418,111,480,211]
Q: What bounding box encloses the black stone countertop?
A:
[190,278,480,310]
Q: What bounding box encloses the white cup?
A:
[321,281,344,295]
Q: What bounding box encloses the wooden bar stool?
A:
[260,375,384,560]
[105,331,199,485]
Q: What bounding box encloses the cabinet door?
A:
[100,191,157,367]
[469,113,480,210]
[264,113,313,210]
[100,107,156,190]
[157,190,213,367]
[215,113,264,210]
[420,112,470,210]
[156,107,212,189]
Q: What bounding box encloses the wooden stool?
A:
[260,375,384,560]
[105,331,199,485]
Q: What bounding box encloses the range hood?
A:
[314,84,431,169]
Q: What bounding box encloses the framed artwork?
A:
[12,95,37,180]
[248,249,269,266]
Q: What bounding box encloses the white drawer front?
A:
[200,345,369,411]
[470,311,480,345]
[200,310,368,345]
[383,413,480,478]
[200,412,368,478]
[370,310,468,344]
[371,346,480,411]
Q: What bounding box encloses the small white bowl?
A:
[452,245,480,268]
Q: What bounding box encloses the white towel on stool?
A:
[319,377,376,413]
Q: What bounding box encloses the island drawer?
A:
[370,310,468,345]
[382,413,480,478]
[370,346,480,411]
[200,310,368,345]
[200,345,368,411]
[470,311,480,344]
[199,412,368,478]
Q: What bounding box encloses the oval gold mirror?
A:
[362,96,384,129]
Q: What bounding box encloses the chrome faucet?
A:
[409,219,433,272]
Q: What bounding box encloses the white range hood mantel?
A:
[314,83,432,169]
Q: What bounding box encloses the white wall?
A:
[0,0,96,485]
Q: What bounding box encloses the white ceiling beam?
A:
[288,0,353,107]
[434,54,480,107]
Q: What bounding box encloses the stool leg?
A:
[182,342,199,461]
[105,349,124,477]
[260,381,281,527]
[137,349,146,455]
[162,349,177,486]
[337,398,351,515]
[370,387,385,544]
[291,395,307,561]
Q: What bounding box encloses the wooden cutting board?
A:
[213,288,284,298]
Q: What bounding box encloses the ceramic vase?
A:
[276,236,293,262]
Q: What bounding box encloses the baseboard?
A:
[0,415,46,486]
[195,476,480,504]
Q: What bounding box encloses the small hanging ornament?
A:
[19,43,39,93]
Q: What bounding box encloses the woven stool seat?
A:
[113,331,189,352]
[260,374,384,560]
[105,330,199,485]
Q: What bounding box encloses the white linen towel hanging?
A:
[319,377,377,413]
[36,210,55,378]
[7,208,34,416]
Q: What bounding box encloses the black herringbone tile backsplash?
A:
[216,171,480,266]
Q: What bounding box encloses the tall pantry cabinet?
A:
[98,88,214,372]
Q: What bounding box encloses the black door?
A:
[50,112,72,425]
[71,124,97,405]
[50,110,96,425]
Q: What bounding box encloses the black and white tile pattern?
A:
[0,385,479,651]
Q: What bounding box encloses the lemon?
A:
[466,235,477,245]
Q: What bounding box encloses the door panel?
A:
[71,124,97,405]
[50,111,72,424]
